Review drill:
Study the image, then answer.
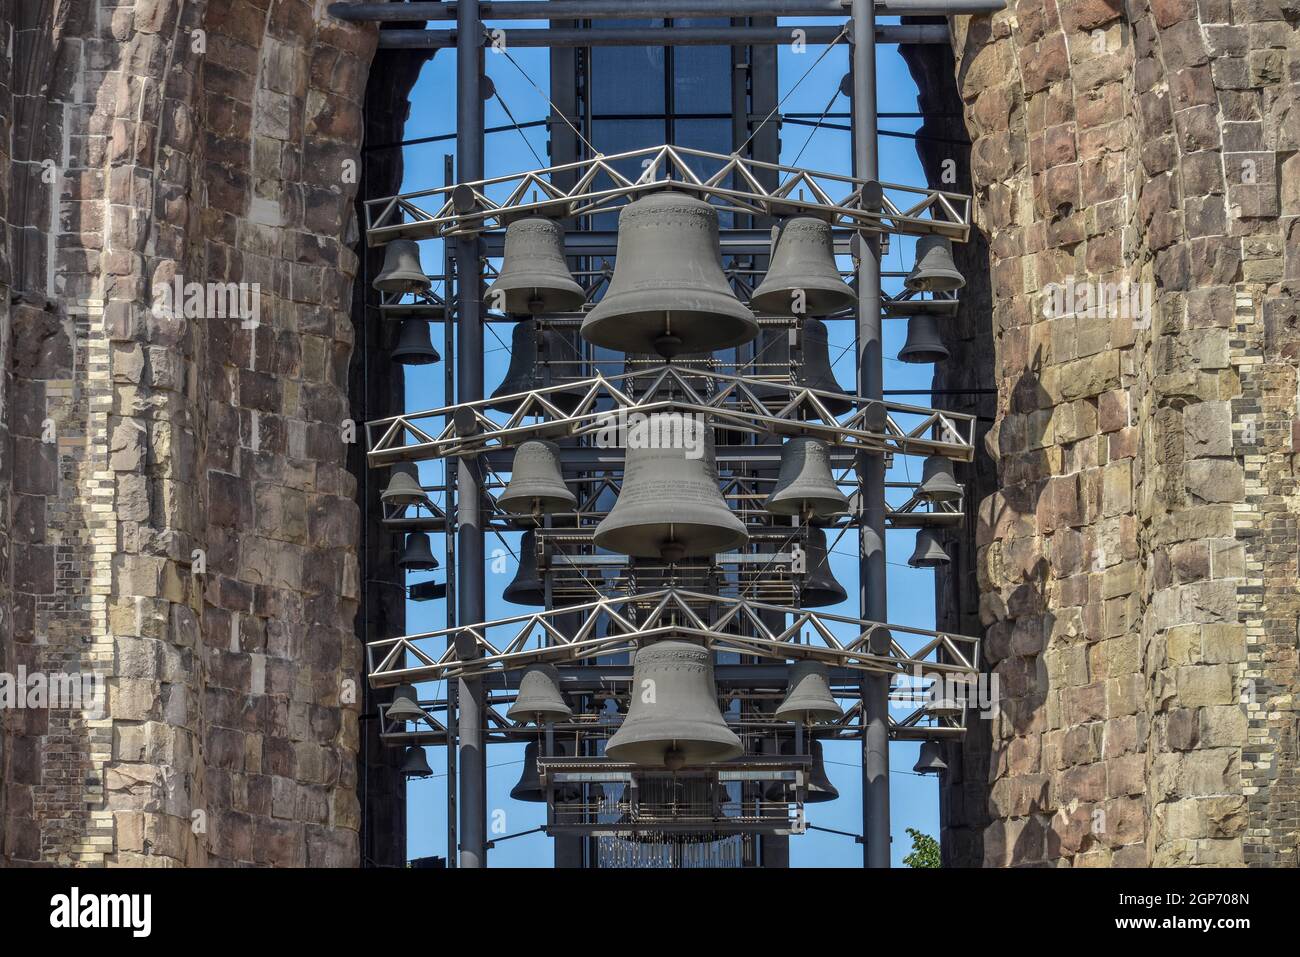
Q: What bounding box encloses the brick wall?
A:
[928,2,1300,865]
[1,0,378,867]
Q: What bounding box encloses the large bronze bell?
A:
[503,531,544,605]
[774,661,843,724]
[908,527,950,568]
[399,531,439,571]
[381,462,429,508]
[904,235,965,292]
[919,454,961,502]
[400,746,434,778]
[488,320,588,413]
[605,640,743,768]
[799,526,847,608]
[765,437,849,519]
[498,440,576,518]
[392,320,441,365]
[750,217,856,316]
[485,216,585,315]
[511,739,579,802]
[913,740,948,774]
[898,313,950,364]
[373,239,430,294]
[764,739,839,803]
[507,664,572,724]
[594,414,747,561]
[581,192,758,358]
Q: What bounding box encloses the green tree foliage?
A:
[903,828,940,868]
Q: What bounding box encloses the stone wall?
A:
[933,2,1300,865]
[0,0,379,867]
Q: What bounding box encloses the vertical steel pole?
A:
[456,0,487,869]
[442,154,459,869]
[851,0,891,869]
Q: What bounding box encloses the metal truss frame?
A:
[367,587,981,687]
[364,145,971,245]
[366,366,977,466]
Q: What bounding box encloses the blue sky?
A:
[386,15,954,868]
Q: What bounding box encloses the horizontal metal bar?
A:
[374,24,949,48]
[330,1,1005,22]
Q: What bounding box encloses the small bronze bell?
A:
[374,240,431,294]
[391,320,441,365]
[498,440,576,518]
[503,531,545,606]
[750,217,856,316]
[381,462,429,508]
[507,664,572,725]
[765,437,850,519]
[400,746,434,778]
[908,528,950,568]
[913,740,948,774]
[904,235,965,292]
[774,661,843,724]
[399,531,440,571]
[485,216,585,315]
[919,455,961,502]
[898,313,949,364]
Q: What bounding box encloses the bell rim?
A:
[581,302,759,356]
[593,520,749,560]
[485,275,587,314]
[497,489,577,514]
[750,279,857,317]
[903,271,966,293]
[764,491,850,518]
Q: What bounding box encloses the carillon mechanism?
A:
[363,122,979,866]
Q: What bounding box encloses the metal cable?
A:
[735,24,849,157]
[495,44,599,155]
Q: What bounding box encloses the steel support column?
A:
[850,0,891,869]
[456,0,487,870]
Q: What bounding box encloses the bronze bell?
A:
[373,240,431,294]
[749,320,854,416]
[919,454,961,502]
[392,320,441,365]
[774,660,843,724]
[503,531,545,605]
[908,527,950,568]
[593,413,747,561]
[511,739,579,802]
[913,740,949,774]
[507,664,572,724]
[498,440,576,518]
[400,746,434,778]
[381,462,429,508]
[764,739,839,803]
[765,437,849,519]
[399,531,439,571]
[605,640,743,768]
[485,216,585,315]
[904,235,965,292]
[488,320,588,413]
[750,217,856,316]
[799,526,847,608]
[898,313,950,364]
[581,192,758,358]
[387,684,425,723]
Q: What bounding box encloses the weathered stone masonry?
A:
[922,2,1299,865]
[1,0,380,866]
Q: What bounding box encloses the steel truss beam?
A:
[372,25,950,49]
[364,145,970,244]
[329,2,1008,21]
[365,367,977,466]
[367,587,981,686]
